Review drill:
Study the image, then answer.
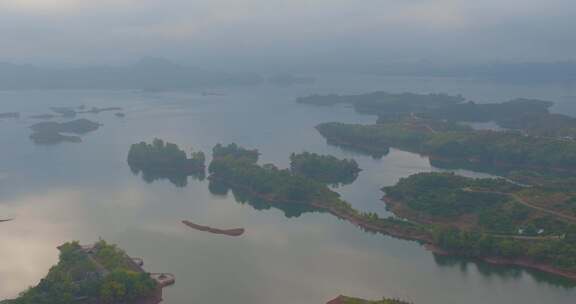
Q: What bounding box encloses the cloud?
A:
[0,0,137,14]
[0,0,574,64]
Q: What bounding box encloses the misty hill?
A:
[364,61,576,83]
[0,57,263,90]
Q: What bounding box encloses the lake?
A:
[1,75,575,303]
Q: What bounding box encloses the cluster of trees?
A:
[128,139,205,171]
[434,227,576,271]
[383,172,514,218]
[383,172,574,236]
[297,91,464,118]
[6,241,156,304]
[209,145,339,205]
[127,139,205,186]
[290,152,361,185]
[212,143,259,163]
[29,119,101,145]
[300,91,576,137]
[208,144,428,238]
[316,121,576,175]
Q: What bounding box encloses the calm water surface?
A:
[1,75,575,304]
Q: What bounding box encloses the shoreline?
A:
[319,132,576,176]
[211,177,431,243]
[425,243,576,281]
[182,220,245,236]
[384,195,576,282]
[215,176,576,281]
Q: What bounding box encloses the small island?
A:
[327,295,411,304]
[128,139,206,187]
[29,119,101,144]
[0,112,20,119]
[2,240,174,304]
[79,107,123,114]
[29,114,57,120]
[290,152,361,185]
[31,119,102,135]
[182,220,245,236]
[49,106,123,117]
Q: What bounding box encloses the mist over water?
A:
[1,75,576,303]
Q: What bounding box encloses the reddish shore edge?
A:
[425,244,576,281]
[182,220,245,236]
[212,177,576,281]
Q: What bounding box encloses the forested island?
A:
[290,152,361,185]
[316,119,576,187]
[208,143,576,280]
[299,92,576,138]
[208,143,431,239]
[1,240,173,304]
[29,119,101,144]
[127,139,206,187]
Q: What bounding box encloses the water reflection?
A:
[2,84,576,304]
[433,254,576,289]
[0,191,87,298]
[208,179,322,218]
[129,163,206,187]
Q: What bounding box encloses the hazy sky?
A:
[0,0,574,68]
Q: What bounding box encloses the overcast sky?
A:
[0,0,574,68]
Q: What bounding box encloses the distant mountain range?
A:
[366,61,576,83]
[0,57,263,90]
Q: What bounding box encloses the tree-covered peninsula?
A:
[127,139,206,187]
[383,172,576,279]
[2,240,166,304]
[210,144,576,279]
[208,143,430,240]
[316,119,576,185]
[299,91,576,138]
[290,152,361,185]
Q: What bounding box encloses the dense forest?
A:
[383,172,576,272]
[208,143,430,240]
[290,152,361,185]
[299,92,576,137]
[127,139,206,186]
[316,121,576,180]
[209,144,343,206]
[383,173,574,235]
[433,227,576,272]
[3,241,157,304]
